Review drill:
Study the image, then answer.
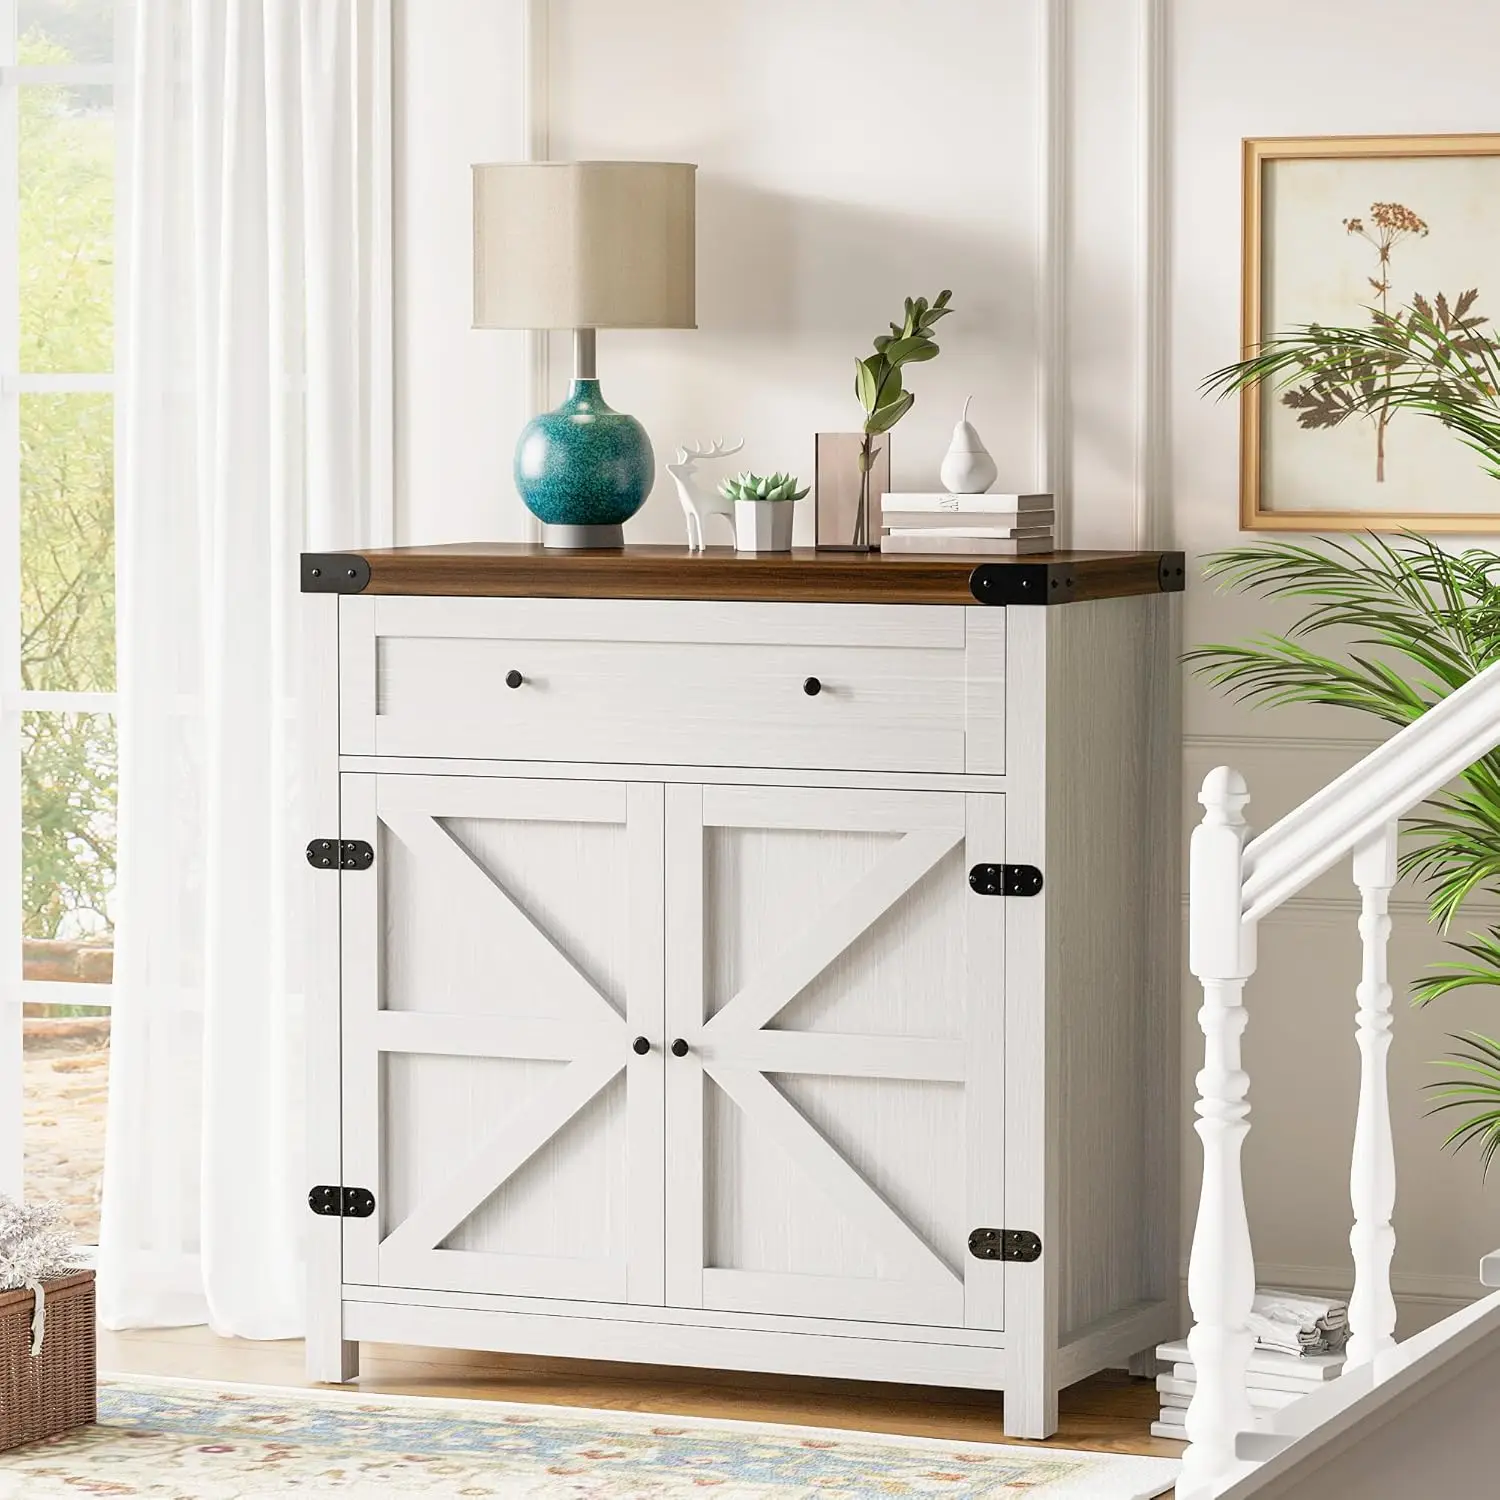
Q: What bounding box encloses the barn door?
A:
[664,785,1005,1329]
[340,773,665,1305]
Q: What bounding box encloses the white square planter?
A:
[734,500,796,552]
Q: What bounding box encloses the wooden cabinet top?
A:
[301,543,1185,607]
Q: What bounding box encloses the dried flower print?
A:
[1281,202,1440,481]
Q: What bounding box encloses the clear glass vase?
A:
[814,433,890,552]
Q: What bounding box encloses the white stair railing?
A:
[1180,658,1500,1500]
[1348,822,1399,1371]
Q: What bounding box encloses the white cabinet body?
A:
[305,590,1180,1438]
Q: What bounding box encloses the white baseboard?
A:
[1258,1262,1482,1335]
[1165,1262,1483,1346]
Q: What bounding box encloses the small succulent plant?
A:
[717,471,810,503]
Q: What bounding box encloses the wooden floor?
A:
[99,1326,1181,1465]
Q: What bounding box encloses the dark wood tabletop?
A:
[301,543,1186,607]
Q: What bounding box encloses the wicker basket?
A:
[0,1271,97,1452]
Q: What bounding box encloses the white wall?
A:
[394,0,1500,1325]
[392,0,528,543]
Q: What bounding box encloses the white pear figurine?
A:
[939,395,999,494]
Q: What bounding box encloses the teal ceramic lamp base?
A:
[540,520,627,548]
[515,334,654,550]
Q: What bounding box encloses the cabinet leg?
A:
[306,1335,359,1385]
[1003,1382,1059,1441]
[1127,1347,1159,1379]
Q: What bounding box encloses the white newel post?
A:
[1181,768,1258,1500]
[1347,821,1399,1371]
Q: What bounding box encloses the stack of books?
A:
[1150,1337,1346,1442]
[878,493,1055,555]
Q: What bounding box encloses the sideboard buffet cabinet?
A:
[301,543,1184,1438]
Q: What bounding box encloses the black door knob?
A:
[632,1036,651,1056]
[803,676,822,696]
[670,1038,690,1057]
[505,669,524,689]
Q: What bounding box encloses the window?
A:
[0,0,118,1247]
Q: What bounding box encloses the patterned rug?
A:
[0,1374,1181,1498]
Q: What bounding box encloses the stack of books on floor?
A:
[1151,1291,1350,1442]
[879,492,1054,554]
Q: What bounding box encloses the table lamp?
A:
[473,160,697,548]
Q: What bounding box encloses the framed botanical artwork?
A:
[1242,133,1500,532]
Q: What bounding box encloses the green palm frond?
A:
[1203,295,1500,479]
[1190,534,1500,1177]
[1191,537,1500,932]
[1425,1033,1500,1175]
[1414,935,1500,1007]
[1403,793,1500,929]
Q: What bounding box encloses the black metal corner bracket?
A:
[968,562,1076,607]
[309,1185,376,1219]
[969,863,1044,898]
[302,553,371,593]
[1157,552,1187,593]
[306,838,375,872]
[969,1227,1042,1263]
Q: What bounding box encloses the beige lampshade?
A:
[473,160,696,330]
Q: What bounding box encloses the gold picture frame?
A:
[1242,132,1500,532]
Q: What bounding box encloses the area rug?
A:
[0,1374,1181,1498]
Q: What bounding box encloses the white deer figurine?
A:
[667,437,745,550]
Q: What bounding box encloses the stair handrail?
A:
[1179,656,1500,1500]
[1240,657,1500,923]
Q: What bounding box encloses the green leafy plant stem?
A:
[851,290,953,547]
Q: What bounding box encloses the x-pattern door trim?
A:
[666,784,981,1325]
[342,774,663,1306]
[379,1047,622,1264]
[704,1062,961,1291]
[702,823,964,1042]
[381,809,626,1034]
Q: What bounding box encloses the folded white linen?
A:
[1247,1290,1350,1355]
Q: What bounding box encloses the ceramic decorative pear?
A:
[939,395,999,494]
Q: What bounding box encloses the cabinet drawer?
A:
[339,597,1004,774]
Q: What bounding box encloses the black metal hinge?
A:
[302,553,371,593]
[308,1186,376,1219]
[969,562,1076,607]
[306,839,374,871]
[969,863,1043,897]
[969,1227,1042,1263]
[967,551,1187,606]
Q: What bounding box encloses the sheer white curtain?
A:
[98,0,392,1335]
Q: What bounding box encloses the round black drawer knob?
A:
[670,1038,690,1058]
[632,1036,651,1056]
[803,676,822,697]
[505,669,524,689]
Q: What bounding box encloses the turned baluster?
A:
[1180,768,1259,1500]
[1347,821,1399,1371]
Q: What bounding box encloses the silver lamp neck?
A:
[574,327,597,381]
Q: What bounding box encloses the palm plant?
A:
[1197,297,1500,1173]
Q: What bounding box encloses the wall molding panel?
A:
[1177,893,1500,924]
[1134,0,1170,550]
[1061,0,1172,553]
[1186,733,1388,755]
[1036,0,1072,545]
[520,0,549,545]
